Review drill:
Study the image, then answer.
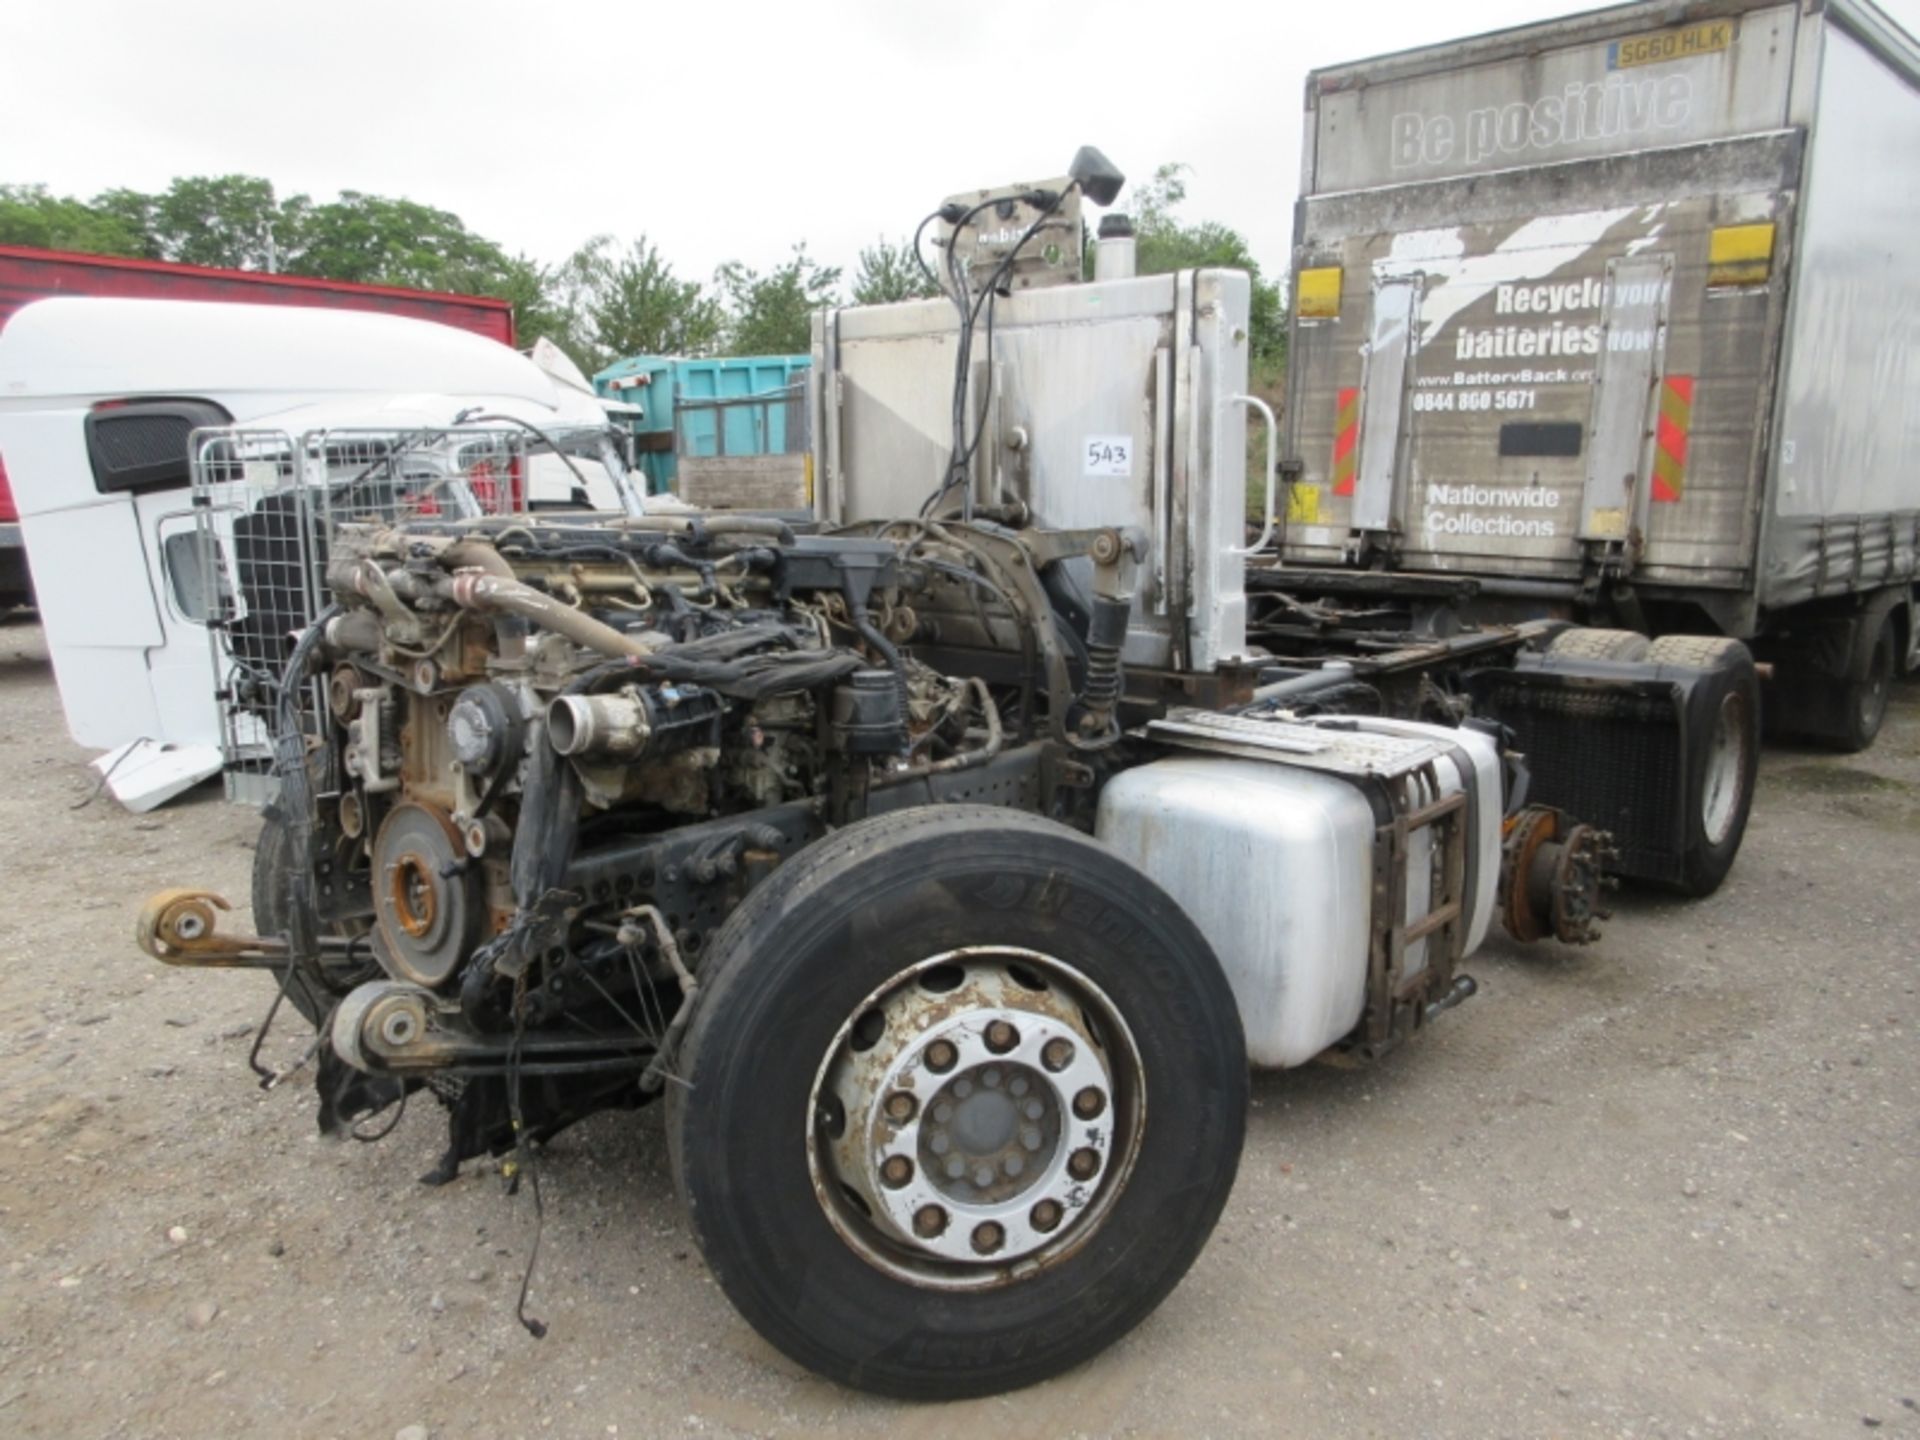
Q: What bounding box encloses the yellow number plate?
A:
[1609,20,1734,70]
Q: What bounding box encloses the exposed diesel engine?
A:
[227,511,1142,1164]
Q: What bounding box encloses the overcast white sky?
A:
[5,0,1918,290]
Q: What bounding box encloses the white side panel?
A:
[1313,5,1799,192]
[1773,24,1920,521]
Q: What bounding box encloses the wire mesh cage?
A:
[189,425,532,803]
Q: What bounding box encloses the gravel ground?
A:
[0,610,1914,1438]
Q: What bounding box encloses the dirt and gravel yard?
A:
[0,609,1914,1438]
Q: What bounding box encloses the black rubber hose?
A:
[271,604,341,975]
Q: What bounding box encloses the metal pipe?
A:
[443,571,658,659]
[1248,661,1357,705]
[927,679,1006,774]
[1474,577,1583,599]
[1226,394,1279,556]
[1094,214,1137,281]
[441,539,514,578]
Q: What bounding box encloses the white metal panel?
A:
[1353,277,1419,532]
[12,502,162,647]
[815,271,1252,670]
[1189,270,1252,667]
[1772,23,1920,523]
[1581,252,1673,552]
[1311,4,1800,192]
[0,298,540,406]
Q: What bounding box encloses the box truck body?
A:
[1280,1,1920,739]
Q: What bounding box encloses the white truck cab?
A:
[0,298,641,760]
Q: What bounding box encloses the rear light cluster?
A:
[0,456,17,523]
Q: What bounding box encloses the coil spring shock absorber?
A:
[1078,595,1128,736]
[1072,526,1144,746]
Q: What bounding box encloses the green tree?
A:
[487,251,586,358]
[585,236,723,365]
[0,184,145,256]
[715,244,841,355]
[1129,163,1286,372]
[852,234,940,305]
[141,175,288,270]
[280,191,511,291]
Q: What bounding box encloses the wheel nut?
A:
[1068,1147,1101,1181]
[881,1155,914,1188]
[1031,1199,1063,1233]
[925,1040,958,1073]
[913,1205,948,1238]
[985,1020,1018,1054]
[1073,1087,1106,1120]
[885,1092,917,1124]
[971,1222,1005,1255]
[1042,1038,1075,1071]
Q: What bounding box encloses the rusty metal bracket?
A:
[135,889,288,968]
[1357,759,1468,1059]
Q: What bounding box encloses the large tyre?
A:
[1549,626,1652,662]
[1648,636,1759,897]
[250,812,356,1028]
[1833,606,1897,754]
[668,805,1248,1399]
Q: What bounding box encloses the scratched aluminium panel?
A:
[1282,134,1797,588]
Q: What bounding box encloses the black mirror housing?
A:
[1069,146,1125,207]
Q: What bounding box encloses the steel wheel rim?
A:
[1701,692,1749,846]
[806,946,1146,1290]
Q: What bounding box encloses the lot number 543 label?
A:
[1083,435,1133,477]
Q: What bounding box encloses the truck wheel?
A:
[667,805,1248,1399]
[251,812,355,1028]
[1549,626,1651,661]
[1648,636,1759,897]
[1833,608,1897,754]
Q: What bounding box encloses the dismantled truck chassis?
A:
[133,148,1759,1398]
[133,501,1748,1397]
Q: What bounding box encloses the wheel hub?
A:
[810,951,1141,1281]
[919,1059,1059,1207]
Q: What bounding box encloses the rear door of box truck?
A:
[1282,3,1810,599]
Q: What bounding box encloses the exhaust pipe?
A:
[1094,214,1136,281]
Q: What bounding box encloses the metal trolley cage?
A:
[189,425,533,804]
